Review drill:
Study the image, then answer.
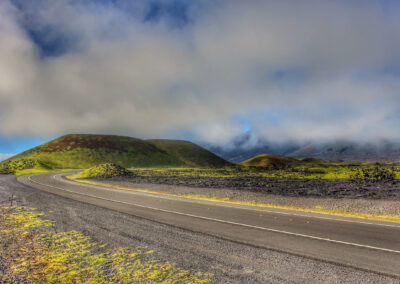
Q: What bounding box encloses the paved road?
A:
[18,172,400,278]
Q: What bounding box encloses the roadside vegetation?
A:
[127,163,400,180]
[0,205,212,283]
[74,163,132,179]
[0,158,78,176]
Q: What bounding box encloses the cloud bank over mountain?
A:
[1,0,400,146]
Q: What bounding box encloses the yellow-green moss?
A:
[0,205,213,283]
[73,163,132,179]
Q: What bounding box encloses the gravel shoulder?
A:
[89,176,400,216]
[0,174,398,283]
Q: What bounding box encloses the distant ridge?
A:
[147,139,229,167]
[288,142,400,162]
[1,134,229,169]
[204,132,400,162]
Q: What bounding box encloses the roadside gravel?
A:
[0,175,398,283]
[90,176,400,215]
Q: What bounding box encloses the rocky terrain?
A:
[92,175,400,200]
[88,175,400,216]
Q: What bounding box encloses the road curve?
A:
[18,172,400,278]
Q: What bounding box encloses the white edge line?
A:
[25,174,400,255]
[56,174,400,229]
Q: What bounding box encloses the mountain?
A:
[203,133,299,163]
[2,134,229,169]
[202,132,400,162]
[287,141,400,162]
[147,139,230,167]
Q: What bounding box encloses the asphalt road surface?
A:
[15,172,400,279]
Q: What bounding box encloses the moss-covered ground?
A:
[128,163,400,180]
[0,205,212,283]
[74,163,132,178]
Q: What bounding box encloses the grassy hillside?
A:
[1,134,230,170]
[3,134,186,169]
[240,153,300,168]
[148,139,230,167]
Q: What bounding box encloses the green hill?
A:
[239,153,300,168]
[239,154,330,168]
[148,139,230,167]
[1,134,229,170]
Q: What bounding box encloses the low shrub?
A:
[0,159,38,173]
[76,163,133,178]
[351,166,396,182]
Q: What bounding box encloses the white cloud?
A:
[0,0,400,145]
[0,153,14,162]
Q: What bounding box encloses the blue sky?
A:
[0,135,52,153]
[1,0,400,159]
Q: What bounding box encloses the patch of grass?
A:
[0,159,70,176]
[68,176,400,222]
[73,163,132,179]
[0,205,213,283]
[0,159,39,171]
